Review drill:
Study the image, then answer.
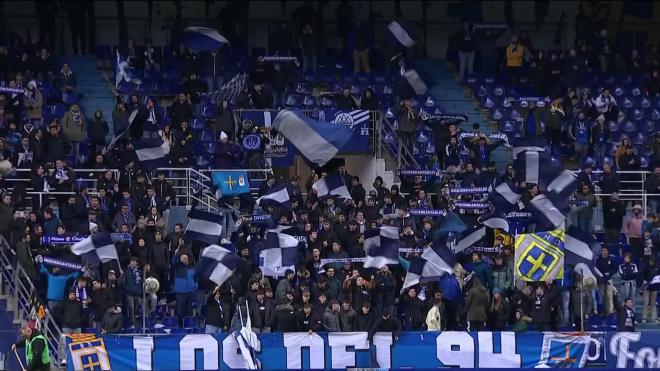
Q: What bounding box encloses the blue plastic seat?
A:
[631,108,644,121]
[182,316,198,329]
[621,97,633,109]
[350,84,361,97]
[640,156,650,169]
[651,109,660,121]
[581,156,595,168]
[50,104,67,119]
[191,142,205,156]
[613,87,625,98]
[357,72,370,83]
[602,156,614,167]
[191,118,207,130]
[162,317,178,328]
[302,95,316,107]
[382,84,394,96]
[195,155,210,169]
[199,130,215,143]
[285,95,299,107]
[205,142,217,154]
[622,121,637,134]
[476,85,488,98]
[320,96,334,108]
[631,132,646,145]
[501,121,519,134]
[607,121,619,133]
[201,105,217,119]
[490,108,504,121]
[415,130,429,143]
[303,72,316,83]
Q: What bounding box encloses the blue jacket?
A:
[439,274,461,302]
[172,253,198,294]
[39,264,80,301]
[618,262,638,281]
[123,266,144,296]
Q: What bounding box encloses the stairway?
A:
[66,55,117,138]
[415,60,511,170]
[0,296,23,371]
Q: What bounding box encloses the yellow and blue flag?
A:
[212,171,250,196]
[515,230,565,282]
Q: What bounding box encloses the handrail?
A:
[377,112,420,169]
[0,237,64,367]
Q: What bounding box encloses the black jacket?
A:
[250,298,275,329]
[270,303,298,332]
[295,310,322,332]
[88,117,109,144]
[205,295,229,329]
[368,316,402,341]
[353,309,377,331]
[58,299,83,329]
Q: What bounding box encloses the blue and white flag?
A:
[402,244,455,292]
[451,226,487,254]
[259,231,299,277]
[196,244,241,286]
[182,27,229,52]
[403,69,428,96]
[564,227,603,284]
[256,184,292,210]
[185,209,225,245]
[515,150,543,184]
[528,193,569,231]
[70,232,119,263]
[115,50,141,88]
[312,172,352,201]
[363,226,400,269]
[212,171,251,196]
[235,299,261,369]
[387,21,416,48]
[488,181,521,213]
[132,136,170,170]
[330,110,371,128]
[208,73,248,105]
[480,215,510,232]
[512,137,547,157]
[273,110,352,167]
[434,212,468,240]
[540,166,579,198]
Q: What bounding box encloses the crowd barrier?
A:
[61,330,660,369]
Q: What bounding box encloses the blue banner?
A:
[235,111,295,167]
[211,171,250,196]
[317,109,371,153]
[409,208,447,217]
[41,233,132,245]
[67,331,660,370]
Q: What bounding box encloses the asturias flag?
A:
[212,171,250,196]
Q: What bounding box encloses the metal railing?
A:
[0,237,64,367]
[376,112,420,170]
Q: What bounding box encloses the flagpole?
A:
[580,271,584,332]
[142,267,147,334]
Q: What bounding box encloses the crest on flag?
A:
[332,110,370,130]
[67,337,111,371]
[515,230,565,282]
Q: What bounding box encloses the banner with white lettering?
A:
[64,331,660,369]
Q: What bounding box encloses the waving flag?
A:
[259,231,299,277]
[434,211,468,241]
[256,184,292,210]
[488,181,521,213]
[512,137,547,157]
[312,172,352,201]
[363,226,400,268]
[212,171,250,196]
[451,226,487,254]
[208,73,248,105]
[115,50,141,88]
[185,209,225,245]
[70,232,119,264]
[273,110,352,167]
[132,136,170,170]
[234,300,261,369]
[387,21,416,48]
[403,69,428,96]
[515,230,565,282]
[196,244,241,286]
[182,27,229,52]
[402,244,455,292]
[564,227,603,284]
[528,193,569,230]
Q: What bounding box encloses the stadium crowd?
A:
[0,9,658,342]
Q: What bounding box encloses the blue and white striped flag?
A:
[387,21,416,48]
[488,181,521,213]
[259,231,299,277]
[185,209,225,245]
[115,50,141,88]
[331,110,371,128]
[540,165,579,198]
[70,232,119,263]
[403,69,428,96]
[235,299,261,369]
[511,137,547,157]
[363,226,401,269]
[256,184,292,210]
[402,243,455,292]
[273,110,352,167]
[564,226,603,284]
[528,193,569,231]
[312,172,352,201]
[132,136,170,170]
[196,244,241,286]
[182,27,229,52]
[208,73,248,105]
[451,226,487,254]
